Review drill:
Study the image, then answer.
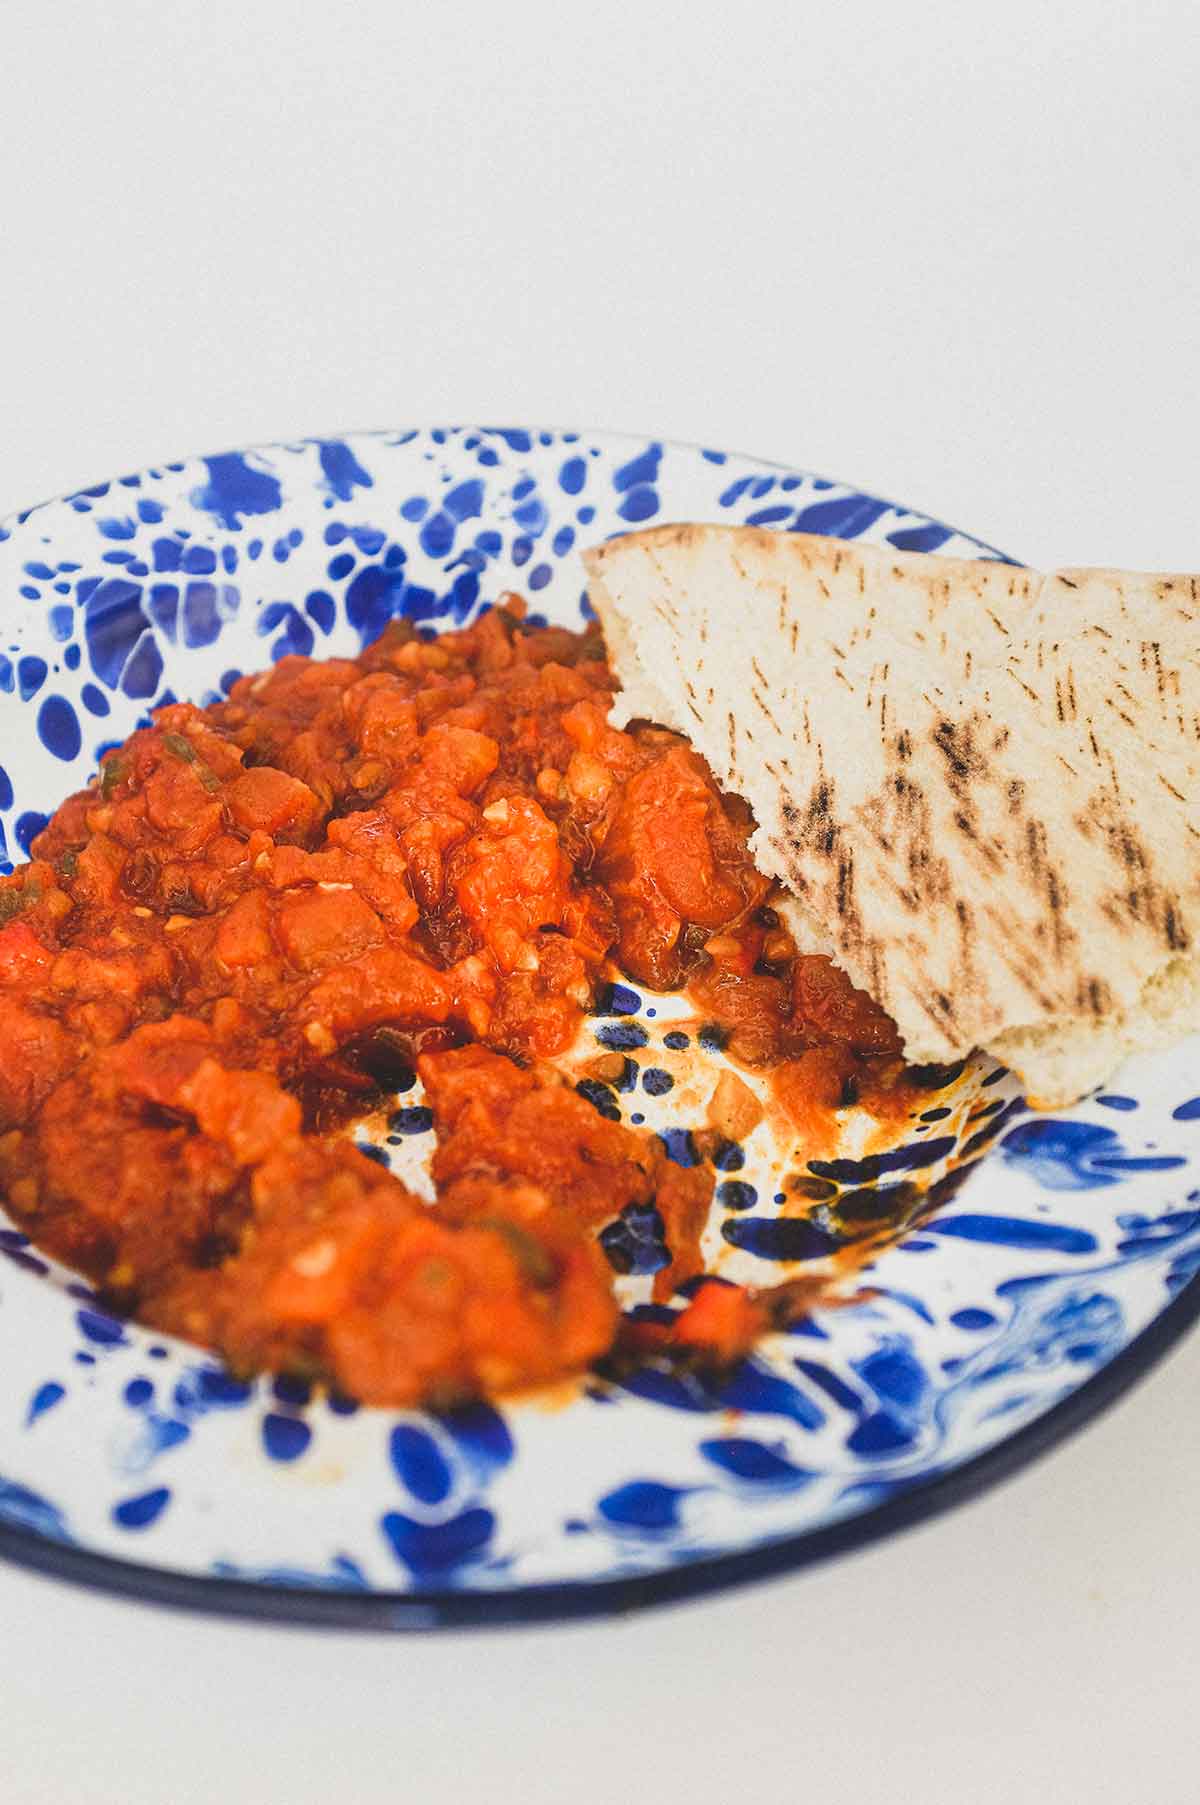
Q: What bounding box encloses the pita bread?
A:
[583,524,1200,1107]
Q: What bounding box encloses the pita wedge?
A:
[584,524,1200,1107]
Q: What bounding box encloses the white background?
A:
[2,3,1199,1800]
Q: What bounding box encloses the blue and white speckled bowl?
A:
[1,427,1197,1628]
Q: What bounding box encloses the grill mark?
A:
[836,853,854,918]
[931,719,976,782]
[1164,904,1190,951]
[670,555,1195,1064]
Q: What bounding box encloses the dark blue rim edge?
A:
[0,429,1182,1626]
[3,1266,1197,1631]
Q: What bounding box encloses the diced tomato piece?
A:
[0,997,80,1128]
[0,920,54,986]
[417,723,500,794]
[261,1210,382,1324]
[71,832,126,905]
[275,886,383,970]
[790,955,902,1055]
[143,759,223,848]
[454,794,573,973]
[299,944,455,1040]
[226,766,324,842]
[773,1045,859,1152]
[215,890,275,967]
[670,1281,767,1361]
[178,1060,302,1164]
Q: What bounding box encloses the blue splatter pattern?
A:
[0,426,1196,1615]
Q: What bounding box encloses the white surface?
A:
[1,4,1198,1801]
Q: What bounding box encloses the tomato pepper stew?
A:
[0,600,913,1406]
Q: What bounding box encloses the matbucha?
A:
[0,600,908,1405]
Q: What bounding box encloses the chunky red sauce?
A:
[0,601,910,1404]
